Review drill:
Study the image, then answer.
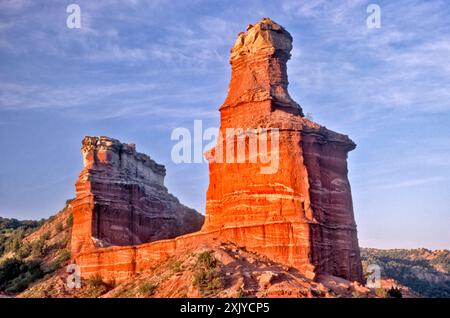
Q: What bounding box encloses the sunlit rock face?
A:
[203,18,363,282]
[72,18,363,284]
[71,136,204,256]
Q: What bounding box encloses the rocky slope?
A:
[19,242,376,298]
[2,211,444,298]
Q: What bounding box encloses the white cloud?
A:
[282,0,450,121]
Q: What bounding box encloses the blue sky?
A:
[0,0,449,249]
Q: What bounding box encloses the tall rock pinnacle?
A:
[223,18,303,115]
[204,18,364,282]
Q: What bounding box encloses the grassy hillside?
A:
[0,202,73,294]
[361,248,450,298]
[0,217,43,256]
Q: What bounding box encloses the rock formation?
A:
[71,136,204,256]
[72,18,363,285]
[202,18,363,282]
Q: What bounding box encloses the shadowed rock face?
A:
[72,18,363,285]
[203,18,363,282]
[71,136,204,256]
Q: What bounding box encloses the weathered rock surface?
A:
[202,18,363,282]
[72,18,363,285]
[21,243,382,298]
[71,136,204,256]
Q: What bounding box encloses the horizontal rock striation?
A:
[71,136,204,256]
[202,18,363,282]
[73,18,363,284]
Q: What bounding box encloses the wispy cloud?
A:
[281,0,450,122]
[0,81,221,121]
[377,176,445,190]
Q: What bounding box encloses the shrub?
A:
[0,258,25,289]
[387,286,403,298]
[17,243,31,259]
[56,223,63,233]
[0,258,43,292]
[31,239,46,258]
[57,249,71,263]
[194,270,223,293]
[66,214,73,228]
[47,249,71,273]
[193,251,223,295]
[171,260,182,273]
[88,273,104,289]
[197,251,217,269]
[41,231,51,241]
[86,274,113,298]
[139,282,158,296]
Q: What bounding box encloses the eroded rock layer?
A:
[73,18,363,284]
[71,136,204,256]
[202,18,363,282]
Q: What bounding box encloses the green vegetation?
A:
[0,217,43,257]
[47,249,71,273]
[86,273,114,297]
[0,258,44,293]
[56,222,64,233]
[361,248,450,298]
[193,251,223,295]
[170,260,182,273]
[0,211,73,294]
[139,282,158,296]
[66,214,73,229]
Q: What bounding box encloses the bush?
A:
[66,214,73,228]
[0,258,25,289]
[197,251,217,269]
[17,243,31,259]
[31,239,46,258]
[88,273,104,289]
[56,223,64,233]
[139,282,158,296]
[41,231,51,241]
[193,251,223,295]
[86,274,113,298]
[194,269,223,293]
[57,249,71,263]
[47,249,71,273]
[387,286,403,298]
[0,258,43,293]
[171,260,182,273]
